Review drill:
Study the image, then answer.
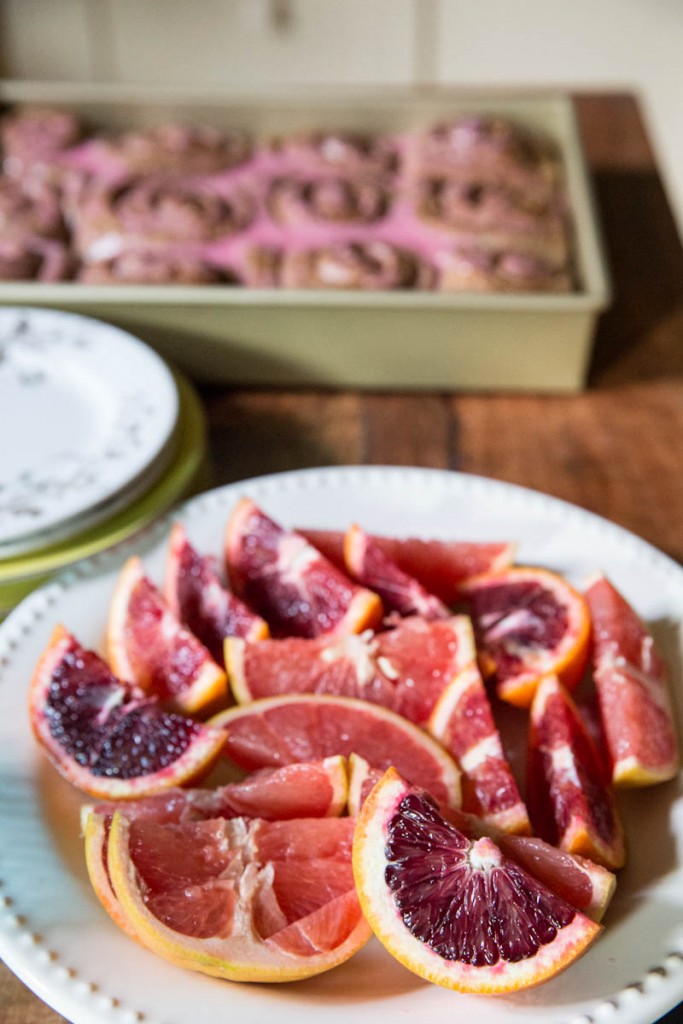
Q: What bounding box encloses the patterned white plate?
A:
[0,466,682,1024]
[0,307,179,546]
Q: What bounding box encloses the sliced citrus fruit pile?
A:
[353,768,602,994]
[29,626,225,800]
[165,521,269,666]
[462,565,592,708]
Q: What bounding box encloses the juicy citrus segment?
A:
[300,528,515,602]
[227,614,476,728]
[428,660,531,834]
[224,498,383,639]
[165,521,269,666]
[107,556,227,716]
[28,625,226,800]
[107,811,371,982]
[210,694,461,809]
[585,574,679,786]
[343,524,450,620]
[462,566,592,708]
[527,676,625,870]
[83,809,139,940]
[353,768,601,994]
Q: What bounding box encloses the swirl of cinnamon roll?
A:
[0,237,72,281]
[77,250,238,285]
[0,177,66,242]
[0,106,83,178]
[71,178,255,258]
[93,123,251,178]
[419,115,561,204]
[437,243,572,293]
[275,130,399,177]
[267,174,390,226]
[280,241,434,290]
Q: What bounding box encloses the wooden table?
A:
[2,92,682,1024]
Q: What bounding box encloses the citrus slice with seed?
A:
[107,555,227,715]
[106,811,371,982]
[344,524,450,620]
[165,521,269,666]
[462,566,591,707]
[585,573,679,786]
[429,660,531,834]
[527,675,625,870]
[210,694,461,808]
[353,768,602,994]
[225,498,383,638]
[227,614,475,728]
[29,625,225,800]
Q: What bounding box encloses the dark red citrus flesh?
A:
[385,792,576,965]
[44,640,204,779]
[169,526,265,665]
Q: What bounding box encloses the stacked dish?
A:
[0,306,207,617]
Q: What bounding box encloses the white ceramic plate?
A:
[0,306,179,547]
[0,466,682,1024]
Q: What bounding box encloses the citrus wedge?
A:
[585,573,679,786]
[462,565,591,707]
[29,625,225,800]
[106,811,371,982]
[225,498,383,638]
[353,768,602,994]
[107,555,227,715]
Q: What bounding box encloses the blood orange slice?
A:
[107,556,227,716]
[106,811,371,982]
[344,524,450,620]
[165,521,269,666]
[225,498,383,638]
[353,768,601,994]
[210,694,461,808]
[462,566,591,707]
[527,676,625,870]
[429,661,531,834]
[29,626,225,800]
[585,574,679,786]
[300,528,515,602]
[227,614,475,727]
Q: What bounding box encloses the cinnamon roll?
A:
[275,130,399,177]
[280,241,434,290]
[0,106,83,178]
[437,244,572,293]
[77,250,238,285]
[71,177,255,259]
[92,123,251,178]
[267,174,390,226]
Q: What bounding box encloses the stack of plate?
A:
[0,307,208,617]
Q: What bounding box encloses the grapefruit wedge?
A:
[462,566,591,707]
[300,528,515,602]
[353,769,602,994]
[108,556,227,716]
[29,626,225,800]
[210,694,462,808]
[225,498,383,638]
[165,521,269,666]
[527,676,625,870]
[106,812,371,982]
[585,574,679,786]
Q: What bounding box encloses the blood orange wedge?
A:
[225,498,383,638]
[526,676,625,870]
[107,555,227,716]
[165,521,269,666]
[347,755,614,924]
[29,625,226,800]
[106,811,371,982]
[300,528,515,602]
[462,566,591,708]
[428,661,531,834]
[352,768,602,994]
[210,694,462,808]
[585,573,679,786]
[227,614,475,727]
[344,524,450,620]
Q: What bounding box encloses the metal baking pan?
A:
[0,83,611,391]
